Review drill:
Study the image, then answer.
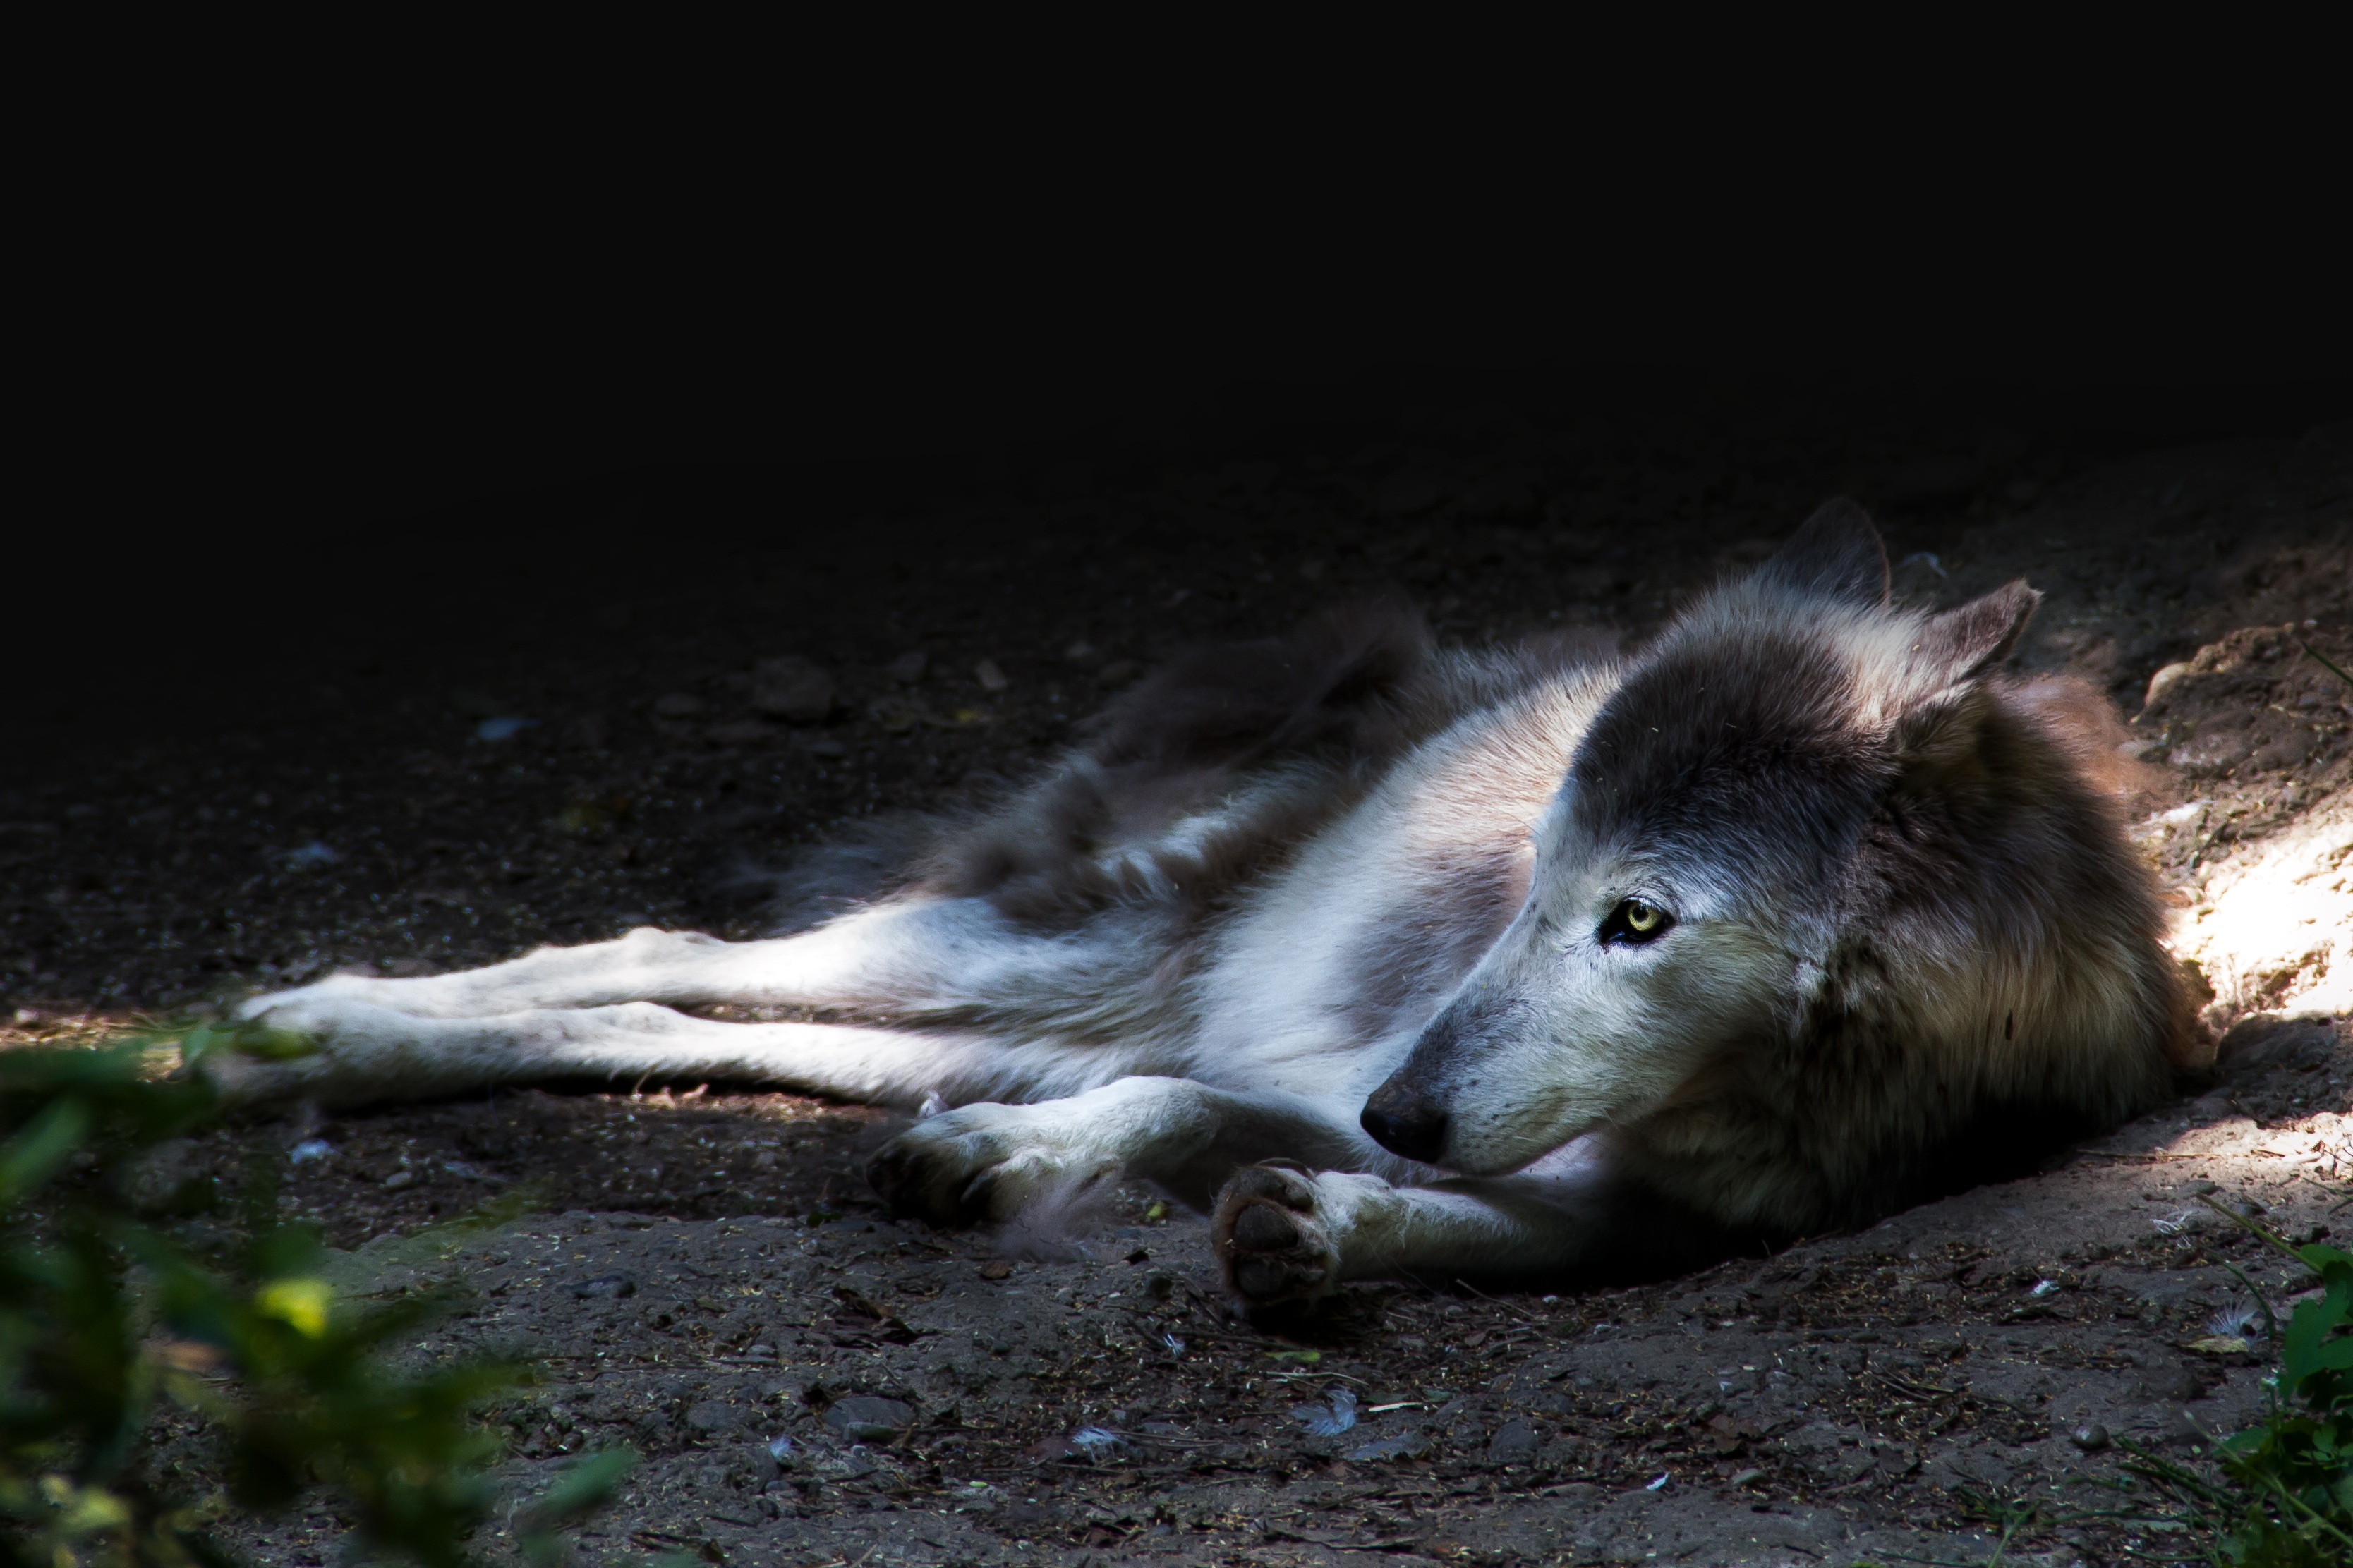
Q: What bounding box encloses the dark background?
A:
[21,85,2350,761]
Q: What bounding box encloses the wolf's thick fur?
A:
[222,504,2191,1301]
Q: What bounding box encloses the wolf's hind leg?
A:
[1211,1157,1621,1306]
[207,994,1137,1112]
[869,1078,1374,1227]
[237,899,1017,1022]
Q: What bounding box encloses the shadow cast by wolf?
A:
[213,502,2198,1303]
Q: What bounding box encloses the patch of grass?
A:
[1,1027,632,1567]
[2116,1197,2352,1565]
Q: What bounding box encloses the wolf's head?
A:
[1361,501,2181,1212]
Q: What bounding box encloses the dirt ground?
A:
[5,397,2350,1566]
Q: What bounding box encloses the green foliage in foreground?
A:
[2120,1199,2353,1566]
[1,1030,631,1568]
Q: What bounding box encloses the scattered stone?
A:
[2170,731,2253,776]
[974,659,1010,692]
[2143,662,2194,710]
[750,657,836,722]
[1486,1419,1540,1464]
[2068,1423,2111,1451]
[823,1396,915,1443]
[979,1260,1012,1280]
[380,1169,416,1191]
[1344,1429,1428,1463]
[570,1272,636,1299]
[685,1400,742,1434]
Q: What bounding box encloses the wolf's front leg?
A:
[868,1078,1374,1225]
[1211,1155,1630,1306]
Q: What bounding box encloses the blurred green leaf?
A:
[1,1035,629,1568]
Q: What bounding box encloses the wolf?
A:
[215,502,2195,1303]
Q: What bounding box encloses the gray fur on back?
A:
[760,605,1611,939]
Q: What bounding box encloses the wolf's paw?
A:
[202,991,418,1107]
[866,1103,1112,1229]
[1214,1164,1340,1307]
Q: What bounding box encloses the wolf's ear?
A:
[1911,580,2040,689]
[1892,581,2041,770]
[1757,499,1889,608]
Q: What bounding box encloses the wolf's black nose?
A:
[1360,1098,1448,1165]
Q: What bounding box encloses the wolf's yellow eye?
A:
[1602,899,1674,945]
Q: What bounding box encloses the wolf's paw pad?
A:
[1214,1164,1338,1307]
[866,1107,1087,1230]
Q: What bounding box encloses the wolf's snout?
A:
[1360,1083,1448,1165]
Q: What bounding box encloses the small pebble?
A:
[571,1272,636,1299]
[750,657,835,722]
[823,1396,915,1442]
[1485,1418,1538,1463]
[2069,1423,2111,1451]
[974,659,1010,692]
[380,1169,416,1191]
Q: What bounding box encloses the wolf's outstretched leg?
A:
[1211,1157,1624,1306]
[236,899,1045,1023]
[208,992,1149,1112]
[867,1078,1377,1225]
